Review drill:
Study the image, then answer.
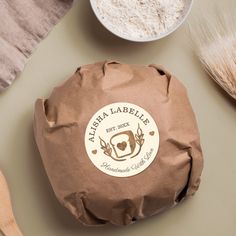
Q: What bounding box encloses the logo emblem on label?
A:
[85,103,159,177]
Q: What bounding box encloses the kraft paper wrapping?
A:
[34,61,203,226]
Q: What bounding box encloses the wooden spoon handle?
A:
[1,222,23,236]
[0,171,23,236]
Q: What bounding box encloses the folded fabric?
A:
[0,0,73,91]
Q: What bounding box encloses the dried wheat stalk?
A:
[190,8,236,100]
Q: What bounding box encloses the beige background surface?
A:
[0,0,236,235]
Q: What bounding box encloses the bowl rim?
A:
[90,0,194,42]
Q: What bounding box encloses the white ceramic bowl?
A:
[90,0,193,42]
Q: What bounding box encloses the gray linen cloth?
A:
[0,0,73,90]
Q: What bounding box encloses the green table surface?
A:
[0,0,236,235]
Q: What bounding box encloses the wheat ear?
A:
[189,8,236,100]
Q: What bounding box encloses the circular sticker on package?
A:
[85,102,159,177]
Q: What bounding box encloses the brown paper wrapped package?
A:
[34,61,203,226]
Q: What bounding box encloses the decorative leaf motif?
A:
[99,137,112,157]
[135,124,145,146]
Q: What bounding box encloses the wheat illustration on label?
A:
[99,124,144,162]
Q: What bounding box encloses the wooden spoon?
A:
[0,171,23,236]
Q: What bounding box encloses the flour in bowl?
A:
[95,0,185,40]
